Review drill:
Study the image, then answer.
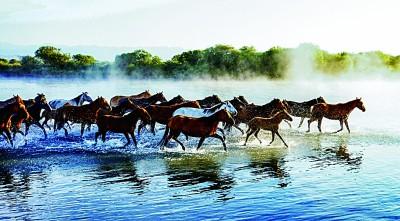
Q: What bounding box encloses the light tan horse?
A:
[307,98,366,133]
[244,110,293,147]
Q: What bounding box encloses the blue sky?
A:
[1,0,400,54]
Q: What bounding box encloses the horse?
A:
[307,97,366,133]
[234,98,289,131]
[283,96,326,128]
[110,90,151,107]
[224,97,249,134]
[23,94,52,139]
[42,92,93,129]
[158,95,186,106]
[119,92,167,108]
[54,97,111,137]
[49,92,93,109]
[95,106,151,147]
[197,95,222,108]
[0,96,28,147]
[139,101,201,135]
[244,110,293,147]
[11,94,50,139]
[159,109,235,151]
[11,101,33,140]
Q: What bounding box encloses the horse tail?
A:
[158,125,170,147]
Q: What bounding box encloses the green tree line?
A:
[1,44,400,78]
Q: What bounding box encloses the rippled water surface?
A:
[1,77,399,220]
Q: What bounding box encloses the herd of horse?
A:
[0,91,366,150]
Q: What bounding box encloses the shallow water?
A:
[1,77,399,220]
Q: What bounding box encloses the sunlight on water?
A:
[1,77,400,220]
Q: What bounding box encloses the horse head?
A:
[237,95,249,105]
[217,109,235,126]
[355,97,366,112]
[280,109,293,122]
[95,96,111,111]
[224,101,238,116]
[81,92,93,104]
[35,93,52,111]
[317,96,326,103]
[155,92,167,102]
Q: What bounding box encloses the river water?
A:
[0,77,399,220]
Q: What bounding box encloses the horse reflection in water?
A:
[308,136,363,171]
[238,148,290,188]
[165,153,235,201]
[91,154,149,194]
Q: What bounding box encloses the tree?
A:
[35,46,71,69]
[115,50,163,77]
[21,56,42,71]
[72,54,96,69]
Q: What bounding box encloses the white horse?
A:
[49,92,93,109]
[173,101,237,118]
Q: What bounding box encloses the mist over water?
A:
[1,76,399,220]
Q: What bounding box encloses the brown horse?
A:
[110,90,151,107]
[0,96,27,147]
[95,106,151,147]
[11,101,33,139]
[244,110,293,147]
[307,98,366,133]
[110,99,141,116]
[159,109,235,151]
[158,95,186,106]
[119,92,167,108]
[139,101,201,135]
[197,95,222,108]
[54,97,111,137]
[224,97,249,134]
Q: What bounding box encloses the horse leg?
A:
[269,132,275,145]
[234,124,244,135]
[130,131,137,147]
[172,136,185,151]
[86,124,91,132]
[196,137,206,151]
[298,117,305,128]
[344,119,351,133]
[67,122,72,130]
[217,127,226,141]
[5,130,13,147]
[307,117,316,132]
[244,129,256,146]
[334,119,344,133]
[284,120,292,128]
[101,132,106,142]
[317,118,323,133]
[151,121,156,135]
[276,131,289,147]
[80,124,85,137]
[95,131,100,145]
[35,122,48,139]
[254,128,262,144]
[123,133,131,147]
[63,126,68,137]
[211,134,227,151]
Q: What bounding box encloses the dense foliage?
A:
[1,44,400,78]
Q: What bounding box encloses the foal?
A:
[95,107,151,147]
[244,110,293,147]
[307,97,366,133]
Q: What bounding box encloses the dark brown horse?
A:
[283,96,326,128]
[244,110,293,147]
[119,92,167,108]
[307,98,366,133]
[139,101,201,135]
[11,101,33,139]
[158,95,186,106]
[159,109,235,151]
[54,97,111,137]
[95,106,151,147]
[110,90,151,107]
[21,94,52,139]
[197,95,222,108]
[224,97,249,134]
[0,96,28,147]
[109,99,141,116]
